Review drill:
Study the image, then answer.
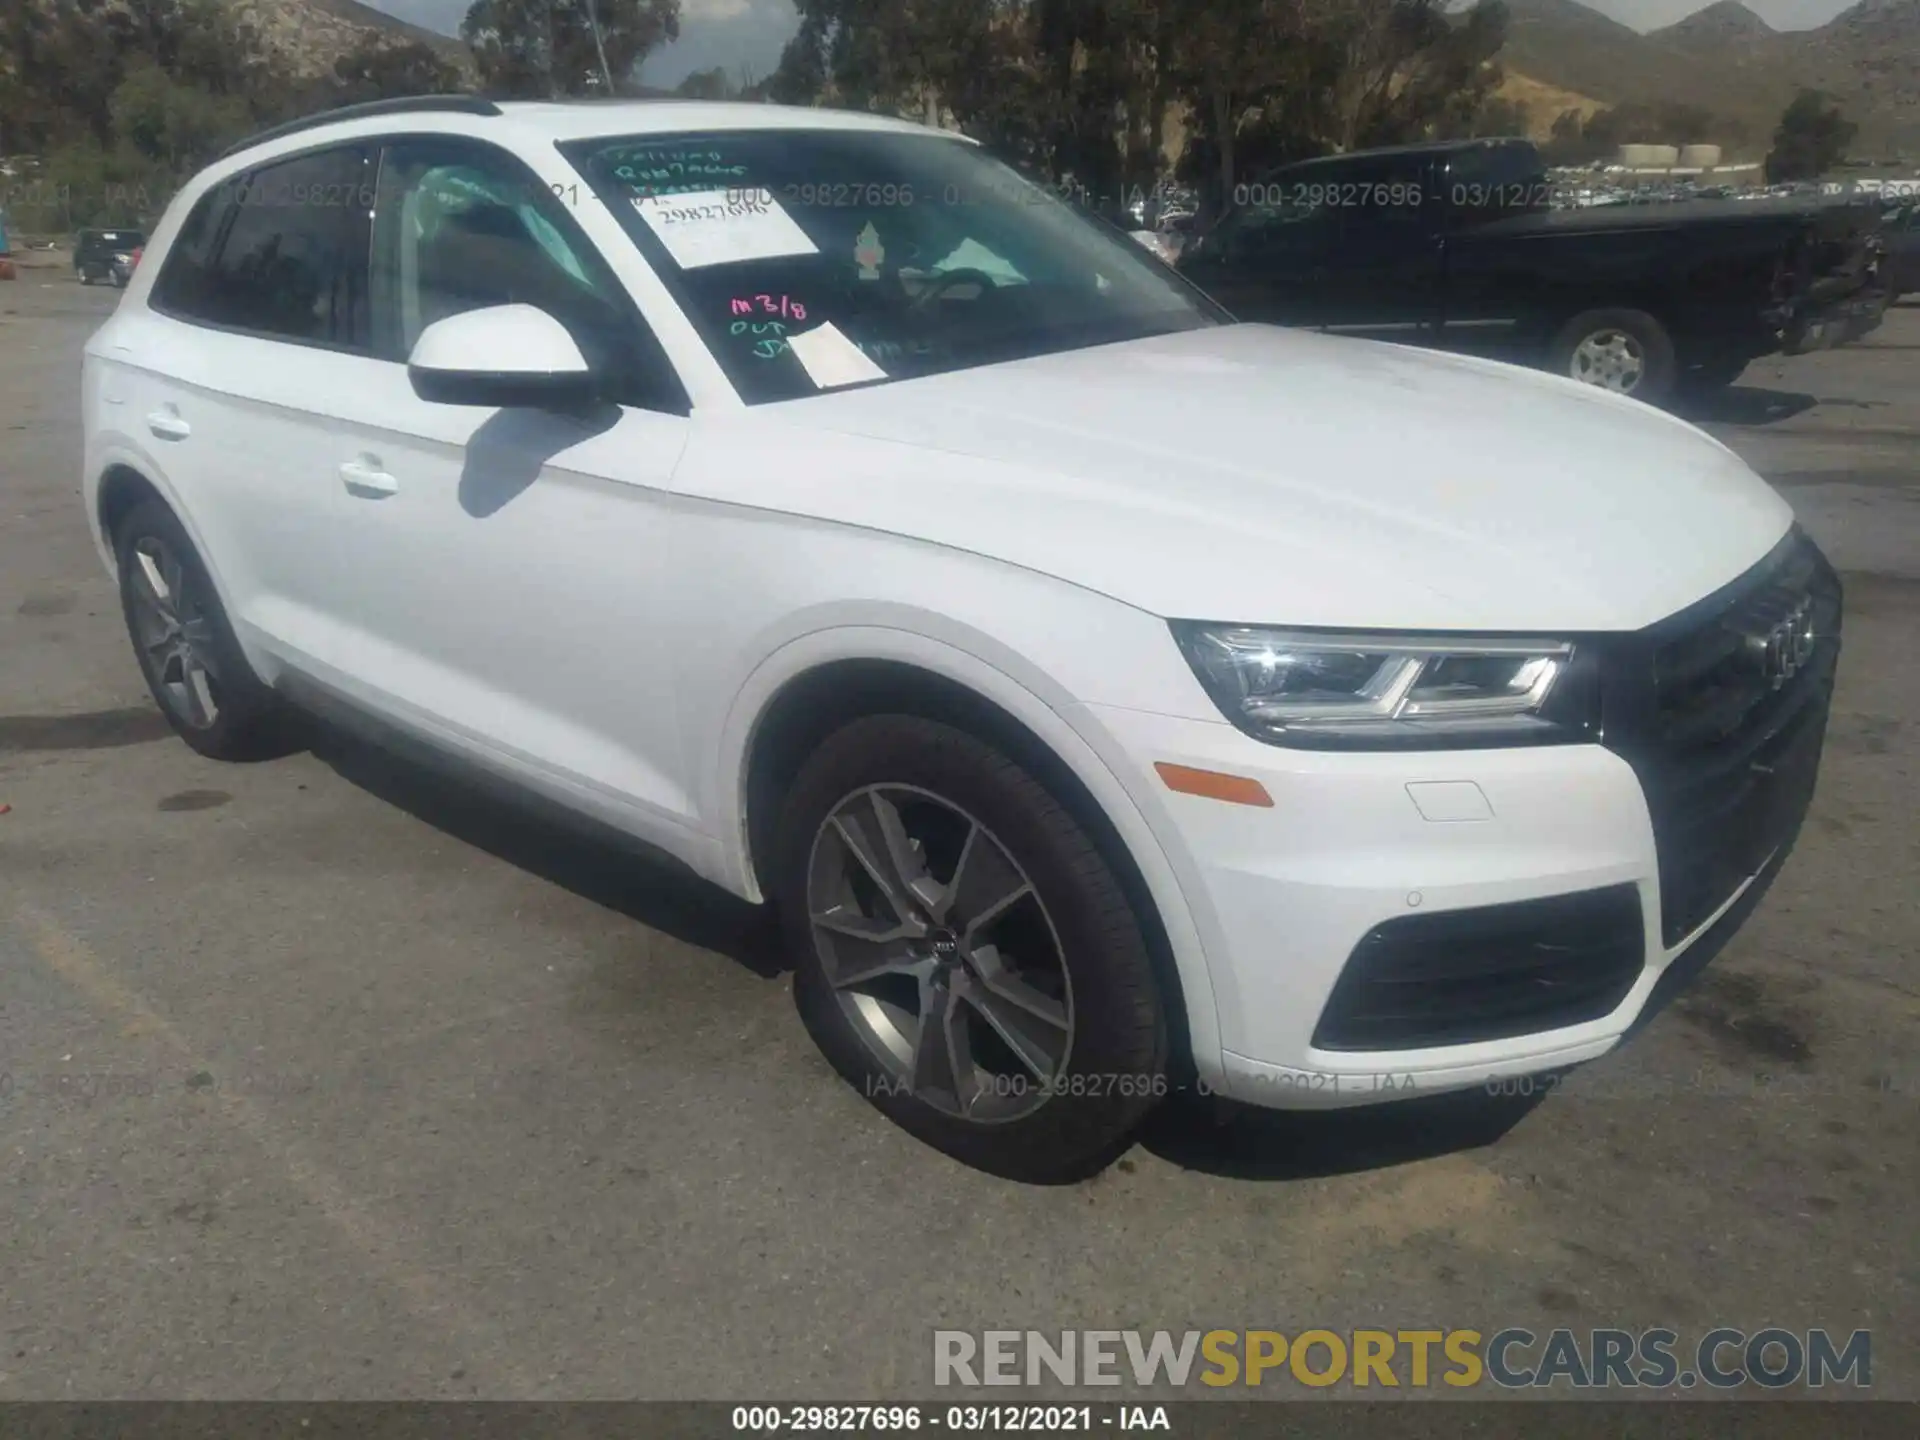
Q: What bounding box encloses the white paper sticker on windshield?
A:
[787,322,888,390]
[632,188,818,271]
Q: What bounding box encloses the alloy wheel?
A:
[806,784,1074,1123]
[1570,329,1646,393]
[127,535,222,730]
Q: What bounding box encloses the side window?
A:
[1324,159,1430,254]
[1219,174,1337,262]
[157,146,373,347]
[1444,143,1548,225]
[152,185,233,319]
[371,140,687,414]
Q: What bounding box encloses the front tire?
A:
[775,715,1168,1182]
[1547,308,1677,404]
[115,498,294,761]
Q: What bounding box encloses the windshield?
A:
[562,129,1225,404]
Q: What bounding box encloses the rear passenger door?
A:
[1179,184,1340,324]
[141,142,378,665]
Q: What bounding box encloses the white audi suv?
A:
[81,97,1841,1180]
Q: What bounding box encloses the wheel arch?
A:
[728,642,1219,1081]
[91,454,267,680]
[96,461,168,558]
[1540,298,1676,352]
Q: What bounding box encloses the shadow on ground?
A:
[1672,384,1819,426]
[309,724,788,980]
[1138,1084,1547,1181]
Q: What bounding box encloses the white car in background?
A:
[82,97,1841,1181]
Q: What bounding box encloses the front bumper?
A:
[1780,286,1889,354]
[1089,535,1839,1111]
[1092,708,1697,1108]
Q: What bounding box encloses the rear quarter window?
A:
[152,145,373,350]
[151,191,229,314]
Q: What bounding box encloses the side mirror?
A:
[407,304,599,409]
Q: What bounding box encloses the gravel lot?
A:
[2,273,1916,1401]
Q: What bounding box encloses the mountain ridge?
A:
[226,0,470,77]
[1651,1,1776,45]
[1501,0,1920,154]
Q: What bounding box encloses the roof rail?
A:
[217,95,503,163]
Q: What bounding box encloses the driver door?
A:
[313,136,703,840]
[1179,190,1340,326]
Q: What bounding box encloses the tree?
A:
[328,40,466,106]
[0,0,293,228]
[1163,0,1509,213]
[0,1,92,152]
[110,60,252,171]
[1313,0,1505,152]
[1164,0,1320,214]
[1445,94,1528,141]
[1321,0,1507,152]
[3,0,277,153]
[1540,107,1599,166]
[771,0,1018,127]
[765,0,1513,217]
[735,64,771,101]
[1765,89,1856,184]
[463,0,680,99]
[675,65,733,100]
[35,138,173,227]
[1540,100,1742,167]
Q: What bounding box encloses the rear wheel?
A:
[1547,308,1677,404]
[775,714,1168,1182]
[115,499,293,761]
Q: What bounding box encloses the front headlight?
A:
[1170,623,1594,749]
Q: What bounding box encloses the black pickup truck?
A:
[1176,138,1888,405]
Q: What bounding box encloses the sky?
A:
[360,0,1868,87]
[1580,0,1857,27]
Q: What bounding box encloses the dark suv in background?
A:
[74,227,146,288]
[1882,200,1920,302]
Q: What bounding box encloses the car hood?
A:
[691,324,1792,631]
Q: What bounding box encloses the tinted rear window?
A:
[153,146,372,349]
[1443,143,1551,222]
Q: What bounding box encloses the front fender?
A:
[711,623,1228,1088]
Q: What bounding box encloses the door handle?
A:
[339,458,398,498]
[146,408,191,441]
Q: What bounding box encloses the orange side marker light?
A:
[1154,763,1274,808]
